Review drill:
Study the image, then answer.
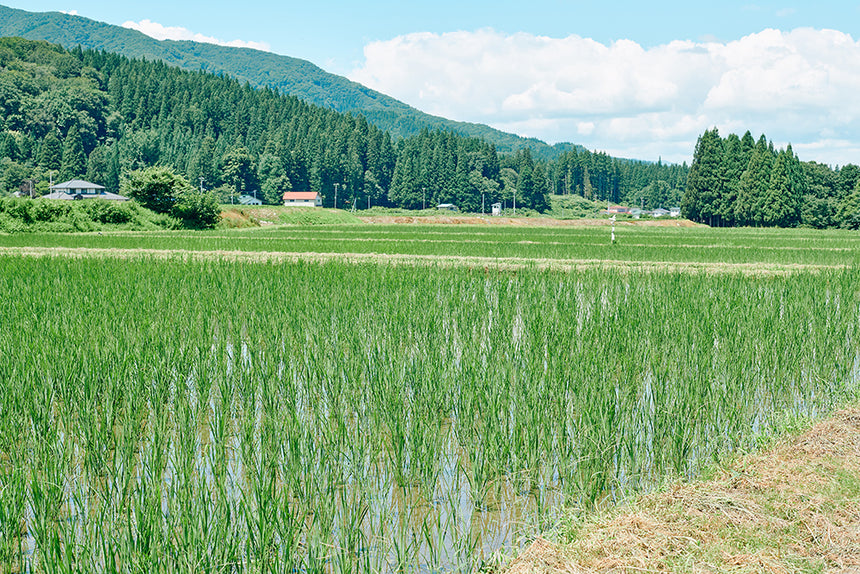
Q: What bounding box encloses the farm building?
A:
[43,179,128,201]
[282,191,322,207]
[437,203,459,212]
[651,208,670,217]
[238,194,262,205]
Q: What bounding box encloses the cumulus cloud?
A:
[60,10,78,15]
[350,28,860,165]
[122,20,270,52]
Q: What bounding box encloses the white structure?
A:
[282,191,322,207]
[437,203,459,212]
[669,207,681,217]
[44,179,128,201]
[238,194,262,205]
[491,202,502,216]
[651,208,670,217]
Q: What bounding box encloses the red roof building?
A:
[282,191,322,207]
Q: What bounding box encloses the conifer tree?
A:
[735,137,773,226]
[38,131,63,172]
[762,149,798,227]
[683,128,725,224]
[60,125,86,180]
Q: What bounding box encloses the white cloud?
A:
[350,28,860,165]
[60,10,78,15]
[122,20,270,52]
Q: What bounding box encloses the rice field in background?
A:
[2,223,860,267]
[1,223,860,572]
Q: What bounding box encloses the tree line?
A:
[682,129,860,228]
[0,37,687,214]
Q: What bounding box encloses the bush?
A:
[0,196,176,232]
[121,166,221,229]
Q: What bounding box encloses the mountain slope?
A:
[0,4,578,157]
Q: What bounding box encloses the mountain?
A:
[0,4,580,158]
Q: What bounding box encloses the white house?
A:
[43,179,128,201]
[651,208,670,217]
[437,203,459,212]
[282,191,322,207]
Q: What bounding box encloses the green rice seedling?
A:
[1,251,860,572]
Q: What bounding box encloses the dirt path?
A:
[505,407,860,574]
[0,246,844,276]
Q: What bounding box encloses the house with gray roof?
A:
[43,180,128,201]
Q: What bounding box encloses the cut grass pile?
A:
[506,407,860,573]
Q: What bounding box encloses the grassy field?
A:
[2,221,860,268]
[1,221,859,573]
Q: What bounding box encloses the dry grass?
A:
[357,215,699,227]
[505,408,860,574]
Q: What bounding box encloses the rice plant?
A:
[0,253,858,572]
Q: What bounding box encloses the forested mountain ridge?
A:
[0,37,684,213]
[0,4,580,158]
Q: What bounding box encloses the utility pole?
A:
[422,187,426,210]
[513,189,516,215]
[199,177,204,194]
[482,192,485,215]
[334,183,339,209]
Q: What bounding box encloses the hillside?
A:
[0,4,579,158]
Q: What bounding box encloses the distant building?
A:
[491,202,502,216]
[437,203,459,212]
[669,207,681,217]
[607,205,629,214]
[43,179,128,201]
[651,208,670,217]
[238,194,262,205]
[282,191,322,207]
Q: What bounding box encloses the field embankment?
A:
[507,407,860,574]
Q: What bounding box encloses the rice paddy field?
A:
[1,221,859,573]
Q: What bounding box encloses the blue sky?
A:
[5,1,860,164]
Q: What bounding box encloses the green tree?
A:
[38,131,63,172]
[121,165,190,214]
[171,189,221,228]
[121,165,220,228]
[761,149,799,227]
[220,147,257,196]
[86,144,119,191]
[838,179,860,229]
[60,125,87,180]
[257,153,289,204]
[735,137,773,226]
[683,128,725,224]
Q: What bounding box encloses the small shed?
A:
[491,202,502,216]
[651,208,670,217]
[437,203,459,212]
